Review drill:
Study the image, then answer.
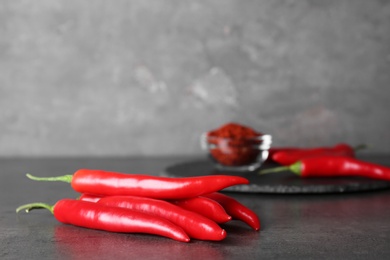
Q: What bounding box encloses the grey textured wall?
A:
[1,0,390,157]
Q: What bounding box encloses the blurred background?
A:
[1,0,389,157]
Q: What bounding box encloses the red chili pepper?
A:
[203,192,261,231]
[171,196,232,224]
[79,193,103,202]
[268,147,297,157]
[92,195,227,241]
[260,155,390,181]
[271,143,366,165]
[78,193,229,239]
[16,199,190,242]
[25,170,249,199]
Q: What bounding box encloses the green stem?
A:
[26,173,73,183]
[16,202,54,214]
[259,166,289,175]
[259,161,302,176]
[354,144,367,152]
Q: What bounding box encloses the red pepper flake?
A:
[207,122,262,139]
[205,122,264,167]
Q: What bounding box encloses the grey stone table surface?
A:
[1,155,390,260]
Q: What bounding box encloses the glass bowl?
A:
[201,132,272,172]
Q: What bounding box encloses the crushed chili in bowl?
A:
[201,122,272,171]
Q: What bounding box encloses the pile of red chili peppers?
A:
[262,143,390,181]
[16,169,260,242]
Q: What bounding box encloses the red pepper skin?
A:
[79,194,228,239]
[171,196,232,224]
[95,195,227,241]
[78,193,103,202]
[27,170,249,199]
[203,192,261,231]
[19,199,190,242]
[71,170,249,199]
[272,143,357,165]
[291,156,390,180]
[268,147,297,157]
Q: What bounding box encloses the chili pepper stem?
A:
[259,166,288,175]
[354,144,367,152]
[26,173,73,183]
[16,202,54,214]
[259,162,302,176]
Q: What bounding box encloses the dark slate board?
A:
[162,159,390,194]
